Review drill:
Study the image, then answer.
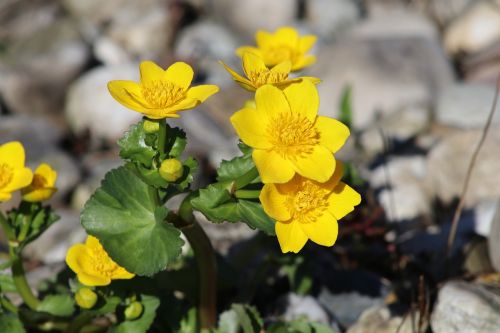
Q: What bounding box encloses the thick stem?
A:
[0,212,14,241]
[233,167,259,191]
[181,221,217,329]
[158,119,167,158]
[10,250,39,310]
[234,189,261,199]
[1,296,18,314]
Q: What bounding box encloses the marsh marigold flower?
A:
[66,235,134,286]
[236,27,317,71]
[220,52,319,91]
[260,162,361,253]
[22,163,57,202]
[108,61,219,119]
[0,141,33,202]
[230,80,349,184]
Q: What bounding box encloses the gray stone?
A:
[488,202,500,271]
[347,305,419,333]
[444,1,500,55]
[282,293,331,326]
[65,64,141,144]
[311,37,453,129]
[431,281,500,333]
[426,127,500,206]
[436,83,500,129]
[475,199,499,237]
[417,0,475,26]
[94,36,132,66]
[305,0,360,40]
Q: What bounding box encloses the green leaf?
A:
[118,121,157,168]
[86,296,121,316]
[217,155,255,182]
[81,166,184,276]
[0,314,25,333]
[191,182,240,223]
[339,85,352,130]
[176,157,198,191]
[219,304,262,333]
[109,295,160,333]
[166,126,187,158]
[37,294,75,317]
[24,207,59,246]
[0,274,16,293]
[237,200,275,235]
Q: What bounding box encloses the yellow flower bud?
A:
[159,159,183,182]
[75,288,98,309]
[143,119,160,133]
[124,301,143,320]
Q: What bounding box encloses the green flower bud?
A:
[124,301,143,320]
[75,288,98,309]
[159,159,183,182]
[143,119,160,133]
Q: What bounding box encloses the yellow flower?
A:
[220,52,320,91]
[22,163,57,202]
[260,162,361,253]
[159,158,183,182]
[230,80,349,184]
[236,27,317,71]
[108,61,219,119]
[0,141,33,202]
[66,235,135,286]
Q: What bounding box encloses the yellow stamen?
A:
[248,70,288,87]
[142,81,185,108]
[88,242,124,278]
[0,164,13,188]
[285,179,328,223]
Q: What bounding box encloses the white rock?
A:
[427,127,500,206]
[436,83,500,129]
[444,2,500,55]
[94,37,132,66]
[283,293,330,326]
[347,305,417,333]
[419,0,475,26]
[305,0,360,40]
[487,202,500,271]
[474,199,499,237]
[431,281,500,333]
[65,64,141,143]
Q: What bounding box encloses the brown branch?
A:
[446,74,500,258]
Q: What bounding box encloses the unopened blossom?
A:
[220,52,319,91]
[66,235,134,286]
[260,163,361,253]
[108,61,219,119]
[0,141,33,202]
[236,27,317,71]
[22,163,57,202]
[230,80,349,183]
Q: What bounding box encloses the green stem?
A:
[10,250,39,310]
[233,167,259,191]
[1,296,18,314]
[158,119,167,158]
[0,212,14,241]
[181,221,217,329]
[234,189,261,199]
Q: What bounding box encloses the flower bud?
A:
[159,159,183,182]
[124,301,143,320]
[75,288,98,309]
[143,119,160,133]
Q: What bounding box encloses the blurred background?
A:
[1,0,500,331]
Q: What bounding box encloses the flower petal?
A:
[108,80,151,112]
[291,145,335,183]
[274,27,299,47]
[283,80,318,121]
[255,85,290,119]
[186,85,219,103]
[35,163,57,186]
[260,183,292,221]
[236,46,262,58]
[230,108,272,149]
[252,149,295,183]
[291,55,316,71]
[299,35,317,53]
[315,116,350,153]
[270,60,291,75]
[139,61,165,85]
[164,62,194,90]
[111,269,135,280]
[0,141,25,169]
[0,192,11,201]
[275,220,308,253]
[300,212,338,247]
[242,52,267,77]
[328,182,361,220]
[255,31,273,48]
[3,167,33,192]
[219,61,255,91]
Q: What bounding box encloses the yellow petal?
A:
[255,31,273,48]
[270,61,291,75]
[78,271,111,287]
[34,163,57,186]
[255,85,290,119]
[275,220,308,253]
[328,182,361,220]
[301,76,322,85]
[219,61,255,91]
[242,52,267,77]
[315,116,350,153]
[274,27,299,47]
[66,244,88,275]
[283,80,318,122]
[260,183,291,221]
[252,149,295,183]
[291,145,335,183]
[164,62,194,90]
[291,55,316,71]
[0,141,25,169]
[22,188,57,202]
[3,167,33,192]
[111,268,135,280]
[236,46,261,58]
[299,35,317,53]
[230,108,272,149]
[300,212,338,247]
[186,85,219,102]
[0,192,12,201]
[139,61,165,85]
[108,80,151,112]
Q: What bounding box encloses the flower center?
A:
[89,243,123,277]
[0,164,13,189]
[141,80,185,108]
[248,70,288,87]
[264,46,295,65]
[31,174,47,189]
[286,179,328,223]
[267,112,319,158]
